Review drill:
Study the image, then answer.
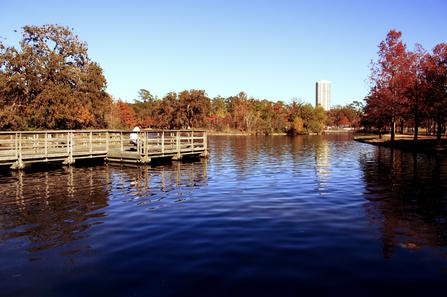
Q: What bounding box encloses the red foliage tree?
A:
[113,101,137,128]
[424,43,447,141]
[367,30,414,141]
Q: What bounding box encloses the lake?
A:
[1,134,447,296]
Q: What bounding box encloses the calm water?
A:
[1,134,447,296]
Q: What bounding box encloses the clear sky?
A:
[1,0,446,105]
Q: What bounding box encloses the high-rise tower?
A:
[315,80,331,111]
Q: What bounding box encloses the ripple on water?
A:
[1,134,447,296]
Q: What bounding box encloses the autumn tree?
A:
[365,30,447,141]
[207,96,231,131]
[348,101,364,127]
[424,43,447,142]
[132,89,158,127]
[156,92,178,129]
[368,30,413,141]
[0,25,111,130]
[327,104,363,128]
[110,100,137,128]
[286,101,326,134]
[309,105,327,133]
[404,45,430,140]
[287,100,305,135]
[365,86,390,136]
[227,92,257,131]
[177,90,210,128]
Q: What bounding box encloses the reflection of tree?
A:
[0,159,208,258]
[211,136,291,178]
[360,147,447,258]
[0,166,110,254]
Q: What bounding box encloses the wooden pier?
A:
[0,130,208,170]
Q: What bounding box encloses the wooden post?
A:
[172,131,181,160]
[141,131,150,164]
[9,135,13,156]
[70,132,74,162]
[176,131,180,153]
[15,133,18,159]
[191,131,194,152]
[63,132,75,165]
[106,131,109,152]
[18,133,22,165]
[137,132,141,154]
[161,131,165,154]
[145,131,148,156]
[89,131,93,153]
[200,131,208,158]
[44,132,48,158]
[11,133,24,170]
[67,132,70,155]
[120,132,123,152]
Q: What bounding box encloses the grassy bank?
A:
[354,134,447,153]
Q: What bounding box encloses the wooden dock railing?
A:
[0,130,208,169]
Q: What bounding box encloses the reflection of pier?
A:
[0,159,208,255]
[0,130,208,170]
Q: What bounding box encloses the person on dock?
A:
[130,126,140,146]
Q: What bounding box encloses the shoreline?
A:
[208,132,287,136]
[354,134,447,153]
[207,129,357,136]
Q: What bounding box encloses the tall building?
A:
[315,80,331,111]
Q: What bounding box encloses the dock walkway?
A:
[0,130,208,169]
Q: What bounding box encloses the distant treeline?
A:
[110,90,363,134]
[0,25,362,134]
[364,30,447,141]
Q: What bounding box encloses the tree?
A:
[369,30,413,141]
[207,96,230,131]
[132,89,158,127]
[311,106,327,133]
[406,45,430,141]
[137,89,155,103]
[112,100,137,128]
[156,92,178,129]
[365,86,390,136]
[227,92,256,131]
[177,90,210,128]
[424,43,447,142]
[0,25,111,129]
[292,117,304,134]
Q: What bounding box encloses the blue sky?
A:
[1,0,446,105]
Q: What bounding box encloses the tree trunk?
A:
[400,120,404,134]
[413,114,419,142]
[436,119,443,143]
[390,118,396,142]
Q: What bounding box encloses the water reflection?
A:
[360,147,447,258]
[109,160,208,207]
[0,167,109,252]
[0,159,208,255]
[3,135,447,296]
[315,139,331,188]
